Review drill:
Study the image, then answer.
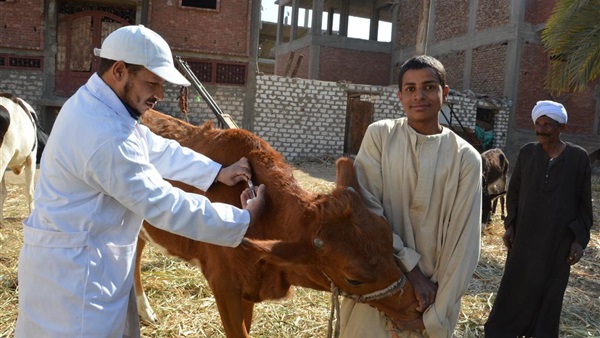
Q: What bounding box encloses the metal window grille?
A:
[216,63,246,85]
[187,61,213,83]
[185,60,247,86]
[0,55,43,69]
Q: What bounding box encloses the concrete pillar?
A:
[463,0,478,90]
[276,3,285,44]
[43,0,57,99]
[140,0,149,24]
[506,0,526,134]
[242,0,262,131]
[309,0,323,79]
[311,0,323,36]
[339,0,349,37]
[304,8,310,27]
[291,0,299,40]
[327,8,335,35]
[369,5,380,41]
[415,0,431,54]
[390,2,400,85]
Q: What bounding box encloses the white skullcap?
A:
[531,100,568,124]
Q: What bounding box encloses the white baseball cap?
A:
[94,25,190,86]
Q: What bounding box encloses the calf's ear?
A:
[335,157,359,190]
[241,238,315,266]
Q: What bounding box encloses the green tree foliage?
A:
[542,0,600,94]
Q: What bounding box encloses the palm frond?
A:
[541,0,600,94]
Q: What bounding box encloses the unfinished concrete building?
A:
[272,0,600,161]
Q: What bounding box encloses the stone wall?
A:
[254,75,347,159]
[0,69,44,116]
[253,75,509,160]
[155,83,247,127]
[0,70,509,161]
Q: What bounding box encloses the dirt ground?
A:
[1,159,599,337]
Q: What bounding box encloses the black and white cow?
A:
[0,93,47,224]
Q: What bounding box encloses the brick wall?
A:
[0,68,509,160]
[254,76,347,159]
[319,47,390,86]
[253,75,509,160]
[517,42,596,134]
[0,69,44,114]
[149,0,250,56]
[396,0,420,49]
[516,42,550,128]
[155,83,247,127]
[559,86,598,135]
[0,1,44,50]
[471,43,508,97]
[437,51,466,91]
[275,47,310,78]
[525,0,556,24]
[434,0,469,42]
[476,0,510,31]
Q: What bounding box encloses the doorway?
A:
[55,6,133,97]
[344,93,375,155]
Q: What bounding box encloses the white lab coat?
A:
[16,73,250,337]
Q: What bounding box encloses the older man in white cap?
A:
[16,25,265,337]
[485,100,593,337]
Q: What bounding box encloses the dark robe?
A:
[484,142,593,338]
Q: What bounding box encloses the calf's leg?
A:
[211,279,250,338]
[134,237,158,324]
[242,299,255,334]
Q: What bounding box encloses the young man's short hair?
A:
[398,55,447,90]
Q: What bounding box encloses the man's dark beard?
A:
[121,80,144,120]
[122,79,153,119]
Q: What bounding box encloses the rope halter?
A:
[324,273,406,338]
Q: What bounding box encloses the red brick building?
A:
[2,0,599,161]
[0,0,261,131]
[273,0,600,160]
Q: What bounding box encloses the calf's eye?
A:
[346,279,362,286]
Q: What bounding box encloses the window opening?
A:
[182,0,217,10]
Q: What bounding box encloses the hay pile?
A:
[0,164,598,337]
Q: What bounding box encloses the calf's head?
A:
[243,157,419,322]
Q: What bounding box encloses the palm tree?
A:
[541,0,600,94]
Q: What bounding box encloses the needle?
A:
[247,180,256,199]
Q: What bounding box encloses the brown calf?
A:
[135,109,419,337]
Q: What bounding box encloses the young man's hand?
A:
[406,265,437,313]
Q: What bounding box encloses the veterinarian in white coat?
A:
[16,25,266,338]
